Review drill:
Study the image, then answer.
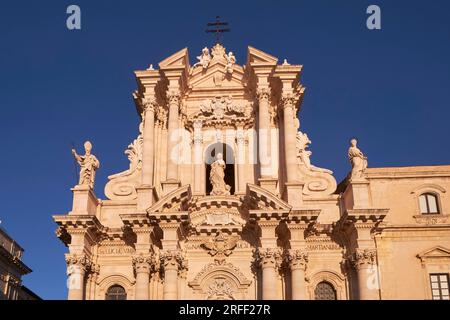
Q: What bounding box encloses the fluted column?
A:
[286,250,308,300]
[257,87,272,178]
[66,254,91,300]
[161,250,186,300]
[165,90,180,181]
[257,248,281,300]
[132,255,154,300]
[193,120,203,194]
[352,249,380,300]
[236,126,246,193]
[281,93,299,182]
[142,99,156,185]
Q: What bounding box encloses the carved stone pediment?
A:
[417,246,450,265]
[148,185,192,213]
[245,184,292,211]
[188,196,246,234]
[189,261,252,300]
[187,95,254,129]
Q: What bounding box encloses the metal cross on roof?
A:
[205,16,230,44]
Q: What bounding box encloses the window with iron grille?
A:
[314,281,337,300]
[430,274,449,300]
[105,285,127,300]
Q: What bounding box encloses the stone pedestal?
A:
[161,180,181,194]
[70,185,98,215]
[258,178,278,195]
[343,179,371,210]
[136,185,155,211]
[284,181,304,208]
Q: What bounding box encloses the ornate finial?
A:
[282,59,290,65]
[147,64,154,70]
[205,16,230,44]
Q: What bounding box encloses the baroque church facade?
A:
[54,44,450,300]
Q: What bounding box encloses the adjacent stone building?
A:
[0,225,40,300]
[53,44,450,300]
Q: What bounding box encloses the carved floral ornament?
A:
[194,95,253,121]
[256,248,283,268]
[285,250,309,270]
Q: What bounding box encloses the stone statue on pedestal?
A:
[210,153,231,196]
[348,138,368,180]
[72,141,100,188]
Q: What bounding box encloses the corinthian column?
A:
[165,90,181,183]
[286,250,308,300]
[257,248,282,300]
[193,120,203,194]
[257,87,272,178]
[65,254,91,300]
[281,93,299,183]
[161,250,185,300]
[352,249,380,300]
[142,98,156,186]
[132,255,154,300]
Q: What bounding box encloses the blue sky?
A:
[0,0,449,299]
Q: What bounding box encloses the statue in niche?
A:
[193,47,211,70]
[210,153,231,196]
[224,51,236,74]
[71,141,100,188]
[348,138,368,179]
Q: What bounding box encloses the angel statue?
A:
[72,141,100,188]
[224,51,236,74]
[193,47,211,70]
[348,138,368,179]
[210,153,231,196]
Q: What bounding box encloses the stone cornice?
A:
[0,246,32,275]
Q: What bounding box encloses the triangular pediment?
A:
[417,246,450,259]
[159,47,189,68]
[188,62,245,91]
[247,46,278,65]
[147,185,192,213]
[246,184,292,211]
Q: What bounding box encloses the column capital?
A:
[256,86,271,102]
[166,89,181,105]
[132,254,159,274]
[142,97,157,113]
[160,250,187,274]
[281,92,300,109]
[65,253,91,272]
[351,248,377,270]
[256,247,283,269]
[285,249,308,271]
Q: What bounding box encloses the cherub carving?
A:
[193,47,211,70]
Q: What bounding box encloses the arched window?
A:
[314,281,337,300]
[419,193,440,215]
[105,285,127,300]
